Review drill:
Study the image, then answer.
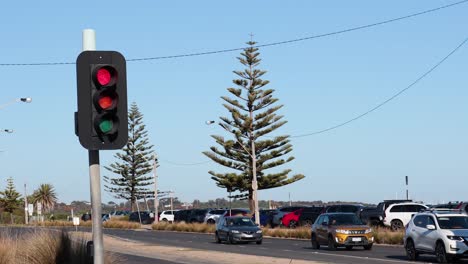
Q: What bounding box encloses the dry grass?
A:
[263,227,311,239]
[103,219,140,229]
[0,229,122,264]
[372,226,404,245]
[34,220,93,227]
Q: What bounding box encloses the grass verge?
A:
[0,229,122,264]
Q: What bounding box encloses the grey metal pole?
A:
[89,150,104,264]
[24,183,28,225]
[153,159,159,223]
[251,138,260,225]
[405,176,409,200]
[83,29,104,264]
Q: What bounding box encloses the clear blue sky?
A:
[0,0,466,206]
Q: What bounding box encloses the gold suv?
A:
[311,213,374,250]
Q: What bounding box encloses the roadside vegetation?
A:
[0,229,121,264]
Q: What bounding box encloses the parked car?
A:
[173,209,190,222]
[223,208,250,217]
[282,209,302,228]
[187,209,210,223]
[102,213,110,222]
[383,202,427,231]
[159,210,178,222]
[324,204,365,215]
[204,209,227,224]
[299,206,324,227]
[311,213,374,250]
[404,210,468,263]
[270,206,305,227]
[129,211,154,224]
[258,209,277,227]
[215,216,263,244]
[360,200,413,226]
[81,213,91,221]
[431,202,468,216]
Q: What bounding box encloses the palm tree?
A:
[32,184,58,213]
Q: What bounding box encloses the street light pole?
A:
[0,97,32,110]
[207,120,260,225]
[153,158,159,223]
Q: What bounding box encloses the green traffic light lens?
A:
[99,120,113,133]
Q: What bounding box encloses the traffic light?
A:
[75,51,128,150]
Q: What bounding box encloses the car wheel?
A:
[228,234,236,244]
[390,220,404,231]
[363,244,373,250]
[256,240,262,245]
[215,232,221,244]
[328,235,336,251]
[207,219,216,224]
[435,241,448,263]
[162,218,168,222]
[405,239,418,260]
[311,233,320,249]
[345,245,353,250]
[289,220,298,228]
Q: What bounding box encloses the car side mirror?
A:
[321,221,328,226]
[426,224,436,230]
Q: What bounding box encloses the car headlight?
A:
[447,235,464,241]
[336,229,350,234]
[256,230,262,233]
[231,230,240,233]
[365,228,372,234]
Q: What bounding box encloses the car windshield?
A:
[437,216,468,229]
[329,214,363,225]
[227,218,255,227]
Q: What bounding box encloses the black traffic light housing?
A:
[76,51,128,150]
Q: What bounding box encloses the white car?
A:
[404,210,468,263]
[204,209,227,224]
[159,210,178,222]
[382,202,427,231]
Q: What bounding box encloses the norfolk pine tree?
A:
[104,102,157,211]
[203,41,305,212]
[0,177,22,223]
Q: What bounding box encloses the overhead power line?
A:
[0,0,467,66]
[290,36,468,138]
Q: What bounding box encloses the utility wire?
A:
[0,0,467,66]
[160,158,211,166]
[290,36,468,138]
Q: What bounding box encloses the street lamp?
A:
[206,120,260,225]
[0,97,32,110]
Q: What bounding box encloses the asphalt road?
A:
[4,226,468,263]
[102,229,468,264]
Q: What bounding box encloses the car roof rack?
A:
[421,208,464,214]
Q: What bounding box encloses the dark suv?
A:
[325,204,364,215]
[129,211,154,224]
[187,209,209,223]
[299,206,325,226]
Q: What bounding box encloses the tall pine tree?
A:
[203,41,305,212]
[104,102,156,211]
[0,177,22,223]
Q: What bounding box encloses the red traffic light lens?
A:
[96,68,111,86]
[98,96,113,110]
